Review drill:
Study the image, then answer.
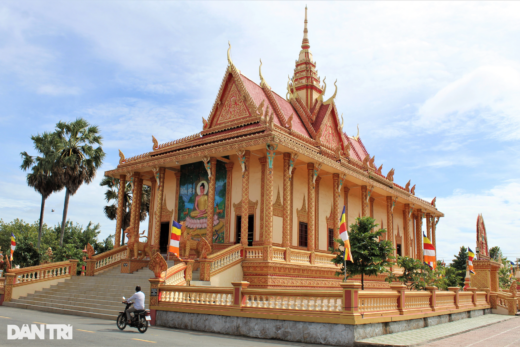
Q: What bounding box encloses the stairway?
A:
[3,265,166,320]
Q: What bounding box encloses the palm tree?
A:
[53,119,105,246]
[100,177,151,246]
[20,132,64,249]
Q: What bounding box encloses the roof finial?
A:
[227,41,234,67]
[259,59,270,89]
[301,6,310,50]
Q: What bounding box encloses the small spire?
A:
[301,6,310,50]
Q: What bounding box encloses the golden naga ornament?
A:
[152,135,159,150]
[118,150,126,165]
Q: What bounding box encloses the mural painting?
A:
[177,161,226,243]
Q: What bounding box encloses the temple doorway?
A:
[160,222,169,253]
[396,244,402,257]
[235,215,254,246]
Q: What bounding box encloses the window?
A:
[328,228,334,250]
[299,222,308,248]
[396,244,402,257]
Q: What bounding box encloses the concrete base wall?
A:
[156,308,491,346]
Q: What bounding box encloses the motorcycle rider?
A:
[125,286,145,324]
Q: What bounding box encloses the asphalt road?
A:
[0,306,327,347]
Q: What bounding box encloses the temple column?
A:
[361,186,368,217]
[432,216,437,251]
[282,153,291,248]
[264,146,276,246]
[115,174,126,248]
[239,151,251,246]
[206,157,217,247]
[258,157,267,245]
[224,162,234,244]
[403,204,410,257]
[307,163,316,252]
[174,172,181,222]
[369,197,375,218]
[290,168,296,246]
[386,196,394,253]
[147,180,156,242]
[333,174,340,250]
[315,176,321,250]
[416,210,423,261]
[130,173,143,232]
[426,213,432,240]
[151,168,165,252]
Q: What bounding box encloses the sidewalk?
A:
[357,314,518,347]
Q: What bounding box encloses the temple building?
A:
[105,7,443,289]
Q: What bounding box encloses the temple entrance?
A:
[235,215,254,246]
[160,222,169,253]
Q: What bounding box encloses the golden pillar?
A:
[432,216,437,251]
[264,145,276,246]
[307,163,316,252]
[152,168,165,252]
[174,172,181,223]
[369,197,375,219]
[315,176,321,250]
[403,204,410,257]
[386,196,394,257]
[416,210,423,261]
[206,157,217,247]
[129,173,142,232]
[290,168,296,246]
[224,162,234,244]
[258,157,267,244]
[426,213,432,240]
[147,180,156,242]
[361,186,368,217]
[332,174,341,250]
[115,174,126,248]
[239,151,251,246]
[282,153,291,248]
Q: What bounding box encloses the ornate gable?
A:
[318,112,342,149]
[213,82,251,126]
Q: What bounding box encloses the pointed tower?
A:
[292,6,323,110]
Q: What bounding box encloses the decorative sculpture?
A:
[323,79,337,105]
[266,143,278,169]
[118,150,126,164]
[86,243,95,259]
[318,77,326,102]
[366,185,374,203]
[196,237,212,259]
[391,197,398,213]
[510,281,517,297]
[353,124,360,141]
[289,153,299,180]
[152,136,159,150]
[408,204,415,218]
[152,167,160,189]
[411,184,416,195]
[431,197,436,207]
[368,156,375,169]
[259,59,270,89]
[202,117,209,129]
[202,156,212,178]
[236,150,246,175]
[313,163,322,185]
[405,180,411,192]
[362,155,370,170]
[124,226,151,260]
[377,164,383,174]
[338,174,346,192]
[386,168,395,182]
[287,113,293,131]
[148,252,168,279]
[344,141,351,158]
[227,41,234,67]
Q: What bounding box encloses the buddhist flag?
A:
[423,233,436,270]
[468,248,475,275]
[339,206,353,262]
[169,221,182,257]
[10,233,16,261]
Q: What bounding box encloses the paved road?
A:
[0,306,324,347]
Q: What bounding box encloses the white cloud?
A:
[416,66,520,140]
[37,84,81,96]
[436,180,520,262]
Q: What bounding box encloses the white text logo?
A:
[7,324,73,340]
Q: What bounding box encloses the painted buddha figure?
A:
[190,183,208,218]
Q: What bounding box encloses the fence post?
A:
[467,287,477,307]
[390,284,406,314]
[448,287,460,309]
[86,259,96,276]
[426,286,438,311]
[69,259,79,276]
[3,273,16,302]
[231,281,250,308]
[340,282,362,316]
[199,259,211,282]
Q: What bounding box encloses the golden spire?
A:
[302,5,310,50]
[259,59,270,89]
[227,41,234,67]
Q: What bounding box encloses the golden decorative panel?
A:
[215,83,250,126]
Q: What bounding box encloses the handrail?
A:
[86,246,128,275]
[7,260,72,274]
[207,243,243,260]
[91,245,128,260]
[163,262,187,286]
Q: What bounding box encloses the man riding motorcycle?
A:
[124,286,145,324]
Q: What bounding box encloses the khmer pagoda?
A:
[105,7,443,289]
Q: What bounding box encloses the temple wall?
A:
[348,188,362,222]
[318,175,333,251]
[230,156,241,243]
[273,156,284,245]
[394,206,404,254]
[373,199,386,228]
[292,166,307,247]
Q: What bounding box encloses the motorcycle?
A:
[116,296,151,333]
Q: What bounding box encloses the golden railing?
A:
[244,246,336,267]
[199,244,244,281]
[491,291,518,315]
[149,281,492,324]
[86,246,128,276]
[2,259,78,302]
[163,262,187,286]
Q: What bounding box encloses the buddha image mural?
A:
[177,161,226,243]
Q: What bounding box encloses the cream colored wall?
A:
[292,166,307,246]
[273,217,283,244]
[348,187,362,223]
[318,175,334,251]
[210,262,244,287]
[373,199,386,229]
[394,206,404,255]
[272,155,284,244]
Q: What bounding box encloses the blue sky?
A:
[1,1,519,262]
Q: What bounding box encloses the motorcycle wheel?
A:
[117,314,127,330]
[137,316,148,333]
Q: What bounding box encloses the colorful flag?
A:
[169,221,182,257]
[10,233,16,261]
[339,206,353,262]
[423,233,436,270]
[468,247,475,275]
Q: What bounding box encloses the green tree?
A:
[330,217,394,290]
[490,246,502,261]
[386,256,431,290]
[100,177,150,246]
[53,118,105,246]
[20,132,64,249]
[451,246,468,287]
[498,266,512,289]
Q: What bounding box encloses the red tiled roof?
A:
[313,104,330,131]
[239,75,281,126]
[202,123,263,139]
[350,137,368,161]
[271,91,310,138]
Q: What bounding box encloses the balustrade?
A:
[436,292,456,308]
[405,293,431,309]
[291,251,310,264]
[359,293,399,312]
[246,248,263,259]
[209,246,242,273]
[160,287,233,306]
[273,250,285,261]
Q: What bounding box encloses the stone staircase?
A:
[3,264,170,320]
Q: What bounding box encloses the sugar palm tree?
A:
[20,132,64,249]
[53,119,105,246]
[100,177,151,246]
